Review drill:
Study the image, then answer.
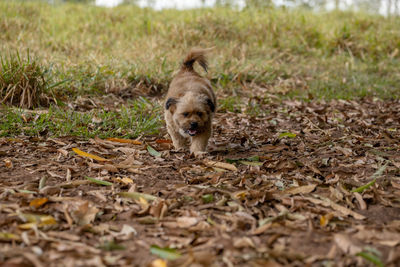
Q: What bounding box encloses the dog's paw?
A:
[171,147,186,153]
[192,151,207,159]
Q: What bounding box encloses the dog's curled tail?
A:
[181,48,213,73]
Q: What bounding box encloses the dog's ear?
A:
[165,97,177,113]
[205,98,215,113]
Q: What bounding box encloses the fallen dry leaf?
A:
[29,198,48,209]
[88,162,118,172]
[113,177,134,185]
[305,196,366,220]
[69,201,99,226]
[4,158,13,168]
[0,232,21,242]
[106,137,142,145]
[204,159,238,171]
[112,224,137,240]
[282,184,316,195]
[334,233,362,255]
[353,192,367,210]
[2,99,400,266]
[320,213,334,227]
[150,259,167,267]
[118,191,158,202]
[155,139,172,144]
[18,213,57,229]
[176,217,199,228]
[72,147,109,162]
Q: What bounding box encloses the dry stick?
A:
[40,180,91,194]
[304,116,330,136]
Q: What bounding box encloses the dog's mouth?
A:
[186,129,198,136]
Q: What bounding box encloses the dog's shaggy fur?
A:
[164,48,216,155]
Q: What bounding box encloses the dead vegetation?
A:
[0,51,51,109]
[1,98,399,266]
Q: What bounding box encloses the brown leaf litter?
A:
[0,98,399,266]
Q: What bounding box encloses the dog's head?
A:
[165,92,215,137]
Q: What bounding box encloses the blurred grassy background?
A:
[1,1,399,101]
[1,1,399,137]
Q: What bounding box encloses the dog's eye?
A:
[182,112,189,117]
[197,112,203,117]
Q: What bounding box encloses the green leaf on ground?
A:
[279,132,297,138]
[0,232,20,242]
[85,176,113,186]
[352,163,387,193]
[99,240,126,251]
[352,178,376,193]
[147,145,161,157]
[239,160,264,166]
[356,251,384,267]
[244,156,260,162]
[17,189,36,194]
[150,245,181,260]
[202,194,214,203]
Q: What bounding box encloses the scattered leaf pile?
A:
[1,99,399,266]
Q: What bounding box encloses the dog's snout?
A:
[190,122,198,129]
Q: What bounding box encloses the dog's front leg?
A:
[190,131,210,156]
[168,127,187,151]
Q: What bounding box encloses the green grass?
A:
[0,2,399,101]
[0,2,399,138]
[219,96,243,113]
[218,95,272,116]
[0,97,161,138]
[0,50,61,108]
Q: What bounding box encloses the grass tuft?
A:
[0,51,48,109]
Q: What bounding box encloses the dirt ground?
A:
[1,98,400,266]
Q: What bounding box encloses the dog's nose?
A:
[190,122,198,129]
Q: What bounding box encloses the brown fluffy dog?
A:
[164,48,216,155]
